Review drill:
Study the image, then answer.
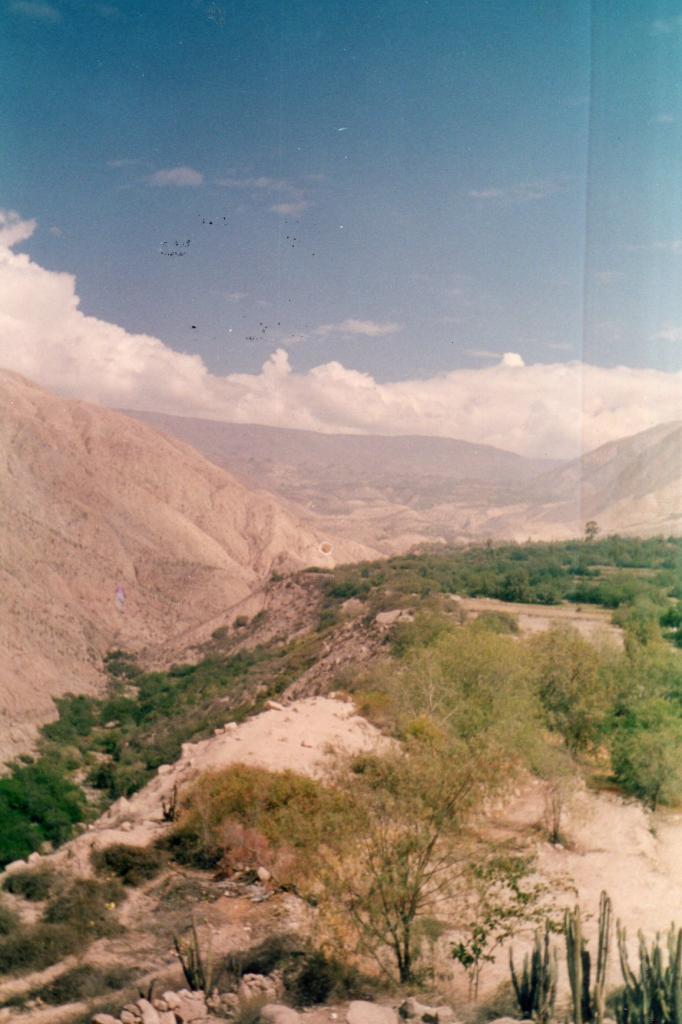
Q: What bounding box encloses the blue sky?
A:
[1,0,681,456]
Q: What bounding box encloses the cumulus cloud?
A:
[9,1,60,20]
[0,210,37,248]
[270,201,311,216]
[147,166,204,187]
[316,319,401,338]
[652,325,682,343]
[1,211,682,461]
[629,240,682,255]
[216,176,298,193]
[468,180,566,203]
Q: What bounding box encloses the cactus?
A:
[161,782,178,822]
[174,912,215,995]
[564,891,612,1024]
[510,925,558,1024]
[615,921,682,1024]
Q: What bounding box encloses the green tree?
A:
[529,627,614,753]
[610,699,682,809]
[321,744,484,985]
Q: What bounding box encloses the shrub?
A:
[43,877,125,939]
[0,763,85,867]
[283,950,372,1006]
[11,963,135,1006]
[91,843,165,886]
[166,764,349,876]
[0,923,83,974]
[0,901,19,935]
[2,866,57,901]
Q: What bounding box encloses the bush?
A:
[0,763,85,867]
[5,963,136,1007]
[0,901,19,935]
[43,877,125,939]
[2,866,57,901]
[0,923,83,974]
[283,950,373,1006]
[166,764,349,875]
[91,843,165,886]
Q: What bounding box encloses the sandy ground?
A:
[454,596,623,647]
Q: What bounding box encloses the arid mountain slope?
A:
[123,411,558,549]
[0,371,371,760]
[125,411,682,544]
[486,420,682,538]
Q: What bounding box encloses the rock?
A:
[158,1014,177,1024]
[163,992,182,1010]
[347,1002,399,1024]
[225,721,238,731]
[261,1004,301,1024]
[239,972,279,1002]
[121,820,134,832]
[158,764,173,775]
[174,991,209,1022]
[120,1012,140,1024]
[375,609,414,627]
[153,999,169,1012]
[256,866,272,882]
[27,851,41,864]
[92,1015,120,1024]
[399,999,455,1024]
[265,700,285,711]
[136,999,161,1024]
[3,859,25,873]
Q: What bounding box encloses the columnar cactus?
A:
[616,922,682,1024]
[564,891,612,1024]
[510,925,558,1024]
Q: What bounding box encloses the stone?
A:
[347,1002,399,1024]
[27,851,41,864]
[153,999,169,1011]
[120,1012,140,1024]
[261,1004,301,1024]
[162,992,182,1009]
[265,700,285,711]
[399,1000,455,1024]
[174,991,209,1022]
[257,866,272,882]
[375,609,414,627]
[158,1014,177,1024]
[136,999,161,1024]
[92,1015,120,1024]
[121,820,134,832]
[158,764,173,775]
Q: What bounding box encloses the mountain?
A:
[123,411,558,550]
[125,411,682,544]
[0,371,372,760]
[485,421,682,539]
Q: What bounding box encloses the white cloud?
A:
[147,166,204,187]
[468,180,566,203]
[652,325,682,343]
[653,113,676,124]
[1,211,682,461]
[270,201,311,216]
[0,210,36,248]
[316,319,401,338]
[9,1,60,20]
[629,240,682,255]
[225,291,247,303]
[216,176,298,193]
[651,16,682,35]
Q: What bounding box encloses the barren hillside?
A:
[0,371,372,760]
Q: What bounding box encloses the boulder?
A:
[92,1015,120,1024]
[399,999,455,1024]
[261,1004,301,1024]
[347,1001,399,1024]
[162,992,182,1010]
[136,998,161,1024]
